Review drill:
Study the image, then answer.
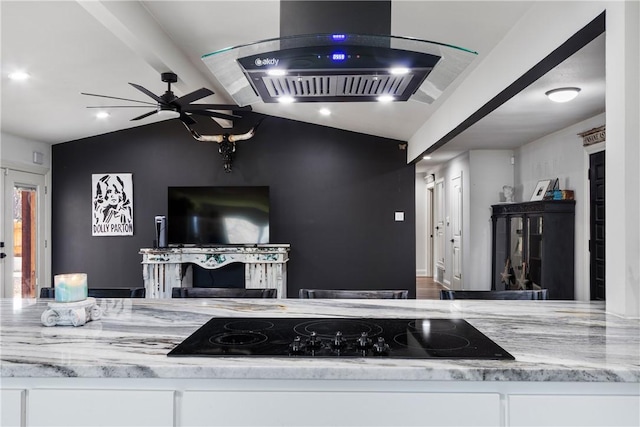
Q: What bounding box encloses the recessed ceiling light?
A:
[95,111,110,119]
[319,108,331,116]
[8,71,30,81]
[423,156,432,160]
[545,87,581,103]
[278,96,295,104]
[377,95,395,103]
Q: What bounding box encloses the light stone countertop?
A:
[1,298,638,382]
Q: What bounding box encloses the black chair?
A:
[39,287,146,298]
[171,287,277,298]
[439,289,548,300]
[299,289,409,299]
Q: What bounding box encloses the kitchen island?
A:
[1,298,638,426]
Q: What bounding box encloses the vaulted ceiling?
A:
[1,1,604,168]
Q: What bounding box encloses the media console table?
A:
[139,245,290,299]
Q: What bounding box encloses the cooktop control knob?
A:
[332,331,346,349]
[373,337,390,356]
[356,332,372,349]
[289,336,305,354]
[306,331,322,349]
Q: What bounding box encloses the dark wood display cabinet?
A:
[491,200,575,299]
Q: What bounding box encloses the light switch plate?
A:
[394,211,405,221]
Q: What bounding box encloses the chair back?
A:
[439,289,548,300]
[299,289,409,299]
[88,288,146,298]
[171,287,277,298]
[39,287,146,298]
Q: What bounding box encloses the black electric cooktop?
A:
[168,318,514,360]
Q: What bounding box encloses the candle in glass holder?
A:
[54,273,88,302]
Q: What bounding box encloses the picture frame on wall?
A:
[530,179,552,201]
[92,173,134,236]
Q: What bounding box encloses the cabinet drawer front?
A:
[28,389,174,427]
[182,391,500,426]
[509,394,640,426]
[1,389,24,427]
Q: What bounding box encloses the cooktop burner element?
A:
[168,318,515,359]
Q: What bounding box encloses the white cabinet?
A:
[28,389,174,427]
[1,389,23,427]
[508,394,640,426]
[181,391,501,426]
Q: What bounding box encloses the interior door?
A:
[2,169,46,298]
[451,174,463,289]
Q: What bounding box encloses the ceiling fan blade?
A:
[81,92,157,106]
[86,105,157,108]
[188,110,241,121]
[130,110,159,121]
[129,83,164,104]
[182,104,251,112]
[174,88,215,106]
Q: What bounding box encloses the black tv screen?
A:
[167,186,269,245]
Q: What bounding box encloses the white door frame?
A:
[1,164,50,298]
[434,178,446,284]
[451,172,463,290]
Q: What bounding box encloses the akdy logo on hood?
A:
[254,58,279,67]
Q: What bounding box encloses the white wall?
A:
[604,1,639,317]
[1,132,52,170]
[468,150,514,290]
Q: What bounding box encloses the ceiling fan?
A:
[82,72,251,126]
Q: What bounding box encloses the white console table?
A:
[139,245,290,299]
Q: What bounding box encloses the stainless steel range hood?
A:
[202,33,477,106]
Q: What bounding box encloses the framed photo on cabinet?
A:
[530,180,551,201]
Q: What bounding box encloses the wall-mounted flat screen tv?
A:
[167,186,269,246]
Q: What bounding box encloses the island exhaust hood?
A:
[202,34,477,106]
[201,2,477,106]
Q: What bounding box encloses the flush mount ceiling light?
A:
[95,111,110,119]
[545,87,581,103]
[202,33,477,106]
[319,108,331,116]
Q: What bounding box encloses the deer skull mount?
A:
[182,120,262,172]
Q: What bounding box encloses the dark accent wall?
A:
[52,115,416,297]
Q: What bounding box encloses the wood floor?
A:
[416,276,448,299]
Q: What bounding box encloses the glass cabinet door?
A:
[493,216,508,290]
[509,216,524,289]
[527,215,543,289]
